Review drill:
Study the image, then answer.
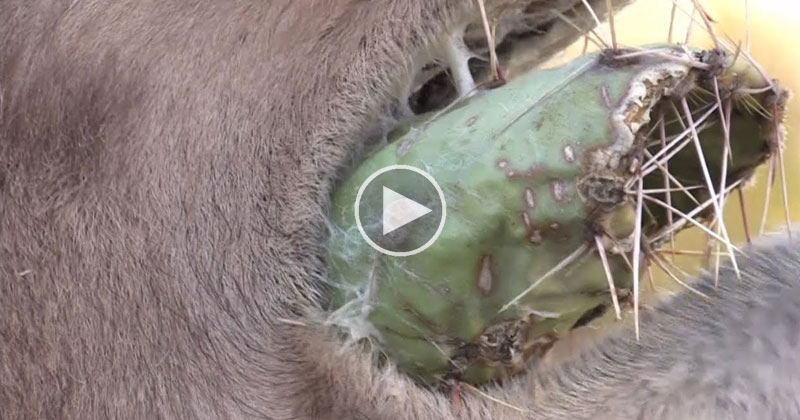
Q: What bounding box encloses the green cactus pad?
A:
[326,46,786,386]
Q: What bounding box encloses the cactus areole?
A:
[325,46,786,386]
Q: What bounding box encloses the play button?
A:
[382,187,432,235]
[354,165,446,257]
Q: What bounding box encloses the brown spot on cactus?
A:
[476,255,493,296]
[522,211,532,232]
[524,188,535,208]
[521,212,544,246]
[504,165,543,181]
[563,145,576,163]
[600,85,612,109]
[528,229,543,245]
[549,178,567,202]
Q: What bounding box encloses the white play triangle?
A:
[382,187,432,235]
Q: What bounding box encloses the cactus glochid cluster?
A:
[325,45,788,386]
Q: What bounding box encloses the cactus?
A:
[325,46,787,386]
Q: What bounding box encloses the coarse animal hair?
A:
[1,1,798,419]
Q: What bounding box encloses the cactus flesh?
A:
[326,46,787,386]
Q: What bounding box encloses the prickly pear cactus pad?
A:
[325,46,787,386]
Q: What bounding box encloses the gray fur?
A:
[1,1,798,419]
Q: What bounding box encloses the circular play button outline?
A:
[354,165,447,257]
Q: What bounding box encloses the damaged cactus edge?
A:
[324,45,788,386]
